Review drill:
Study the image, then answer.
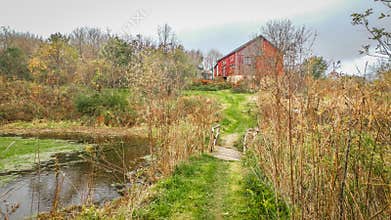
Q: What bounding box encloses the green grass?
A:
[134,155,257,220]
[241,152,290,219]
[183,90,257,135]
[221,161,251,219]
[0,136,85,172]
[135,154,288,220]
[135,155,226,219]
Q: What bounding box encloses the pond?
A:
[0,136,149,219]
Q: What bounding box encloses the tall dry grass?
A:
[249,74,390,219]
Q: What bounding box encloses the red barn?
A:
[213,35,283,82]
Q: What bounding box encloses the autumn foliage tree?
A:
[28,33,79,85]
[0,47,30,80]
[303,56,328,79]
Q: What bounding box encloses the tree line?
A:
[0,25,208,88]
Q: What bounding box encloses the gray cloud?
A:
[1,0,388,74]
[178,1,389,73]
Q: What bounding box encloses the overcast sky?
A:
[1,0,389,74]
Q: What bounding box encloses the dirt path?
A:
[212,146,241,161]
[212,133,241,161]
[222,133,239,148]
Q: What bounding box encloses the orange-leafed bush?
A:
[0,78,79,123]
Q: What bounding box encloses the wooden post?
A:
[243,128,259,153]
[209,124,220,152]
[209,127,214,152]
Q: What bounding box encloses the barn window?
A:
[244,57,252,65]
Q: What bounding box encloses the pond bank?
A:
[0,122,146,143]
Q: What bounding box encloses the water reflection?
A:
[0,138,149,219]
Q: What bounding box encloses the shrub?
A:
[75,90,137,126]
[75,90,128,115]
[231,83,252,93]
[0,79,79,123]
[187,80,231,91]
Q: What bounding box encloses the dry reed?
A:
[249,74,390,219]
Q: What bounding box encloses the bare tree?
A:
[0,26,12,51]
[87,27,107,58]
[187,49,203,69]
[262,19,316,72]
[0,26,42,55]
[70,27,87,58]
[157,24,178,52]
[203,49,222,71]
[69,27,110,59]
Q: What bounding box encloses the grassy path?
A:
[136,90,255,219]
[135,155,251,219]
[183,90,256,135]
[136,90,289,219]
